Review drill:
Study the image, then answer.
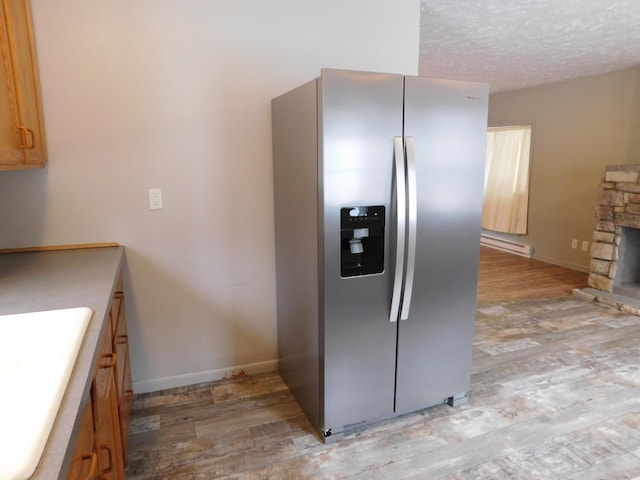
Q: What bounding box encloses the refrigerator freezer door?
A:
[395,76,489,413]
[320,69,404,431]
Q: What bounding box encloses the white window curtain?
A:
[482,125,532,234]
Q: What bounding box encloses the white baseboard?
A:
[481,233,533,258]
[132,359,279,394]
[531,254,589,273]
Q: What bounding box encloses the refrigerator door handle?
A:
[400,136,417,320]
[389,136,406,323]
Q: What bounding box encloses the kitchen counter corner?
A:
[0,246,125,480]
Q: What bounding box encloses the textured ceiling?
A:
[419,0,640,92]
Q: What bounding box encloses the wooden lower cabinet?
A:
[66,404,97,480]
[110,280,133,466]
[67,274,131,480]
[118,353,133,465]
[93,320,125,480]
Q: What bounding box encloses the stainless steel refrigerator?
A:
[271,68,488,441]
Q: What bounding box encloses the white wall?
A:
[0,0,419,392]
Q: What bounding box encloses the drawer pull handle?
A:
[123,389,134,400]
[99,352,116,368]
[99,444,113,473]
[115,334,128,345]
[81,452,97,479]
[17,126,35,149]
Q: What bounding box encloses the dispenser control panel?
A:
[340,206,385,277]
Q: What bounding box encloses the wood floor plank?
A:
[377,388,640,479]
[125,249,636,480]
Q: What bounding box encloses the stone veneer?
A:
[588,164,640,292]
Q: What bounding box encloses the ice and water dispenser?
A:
[340,206,385,277]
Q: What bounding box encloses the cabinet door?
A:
[110,277,133,466]
[119,352,133,466]
[0,0,46,170]
[93,321,125,480]
[111,288,125,400]
[66,402,97,480]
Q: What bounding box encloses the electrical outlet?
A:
[148,188,163,210]
[581,240,589,252]
[571,239,578,249]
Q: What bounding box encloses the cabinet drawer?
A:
[113,307,128,402]
[109,277,124,338]
[94,321,114,403]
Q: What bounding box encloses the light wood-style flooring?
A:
[124,247,640,480]
[477,246,588,303]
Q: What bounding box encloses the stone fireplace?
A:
[586,165,640,307]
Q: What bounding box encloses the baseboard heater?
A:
[480,233,533,258]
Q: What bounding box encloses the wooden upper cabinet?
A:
[0,0,46,171]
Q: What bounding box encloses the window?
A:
[482,125,532,234]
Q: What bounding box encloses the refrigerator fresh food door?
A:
[395,76,489,413]
[320,69,404,431]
